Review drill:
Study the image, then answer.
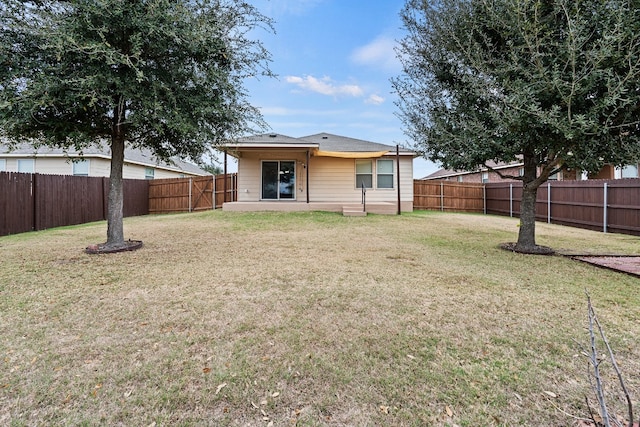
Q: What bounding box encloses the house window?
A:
[73,159,89,176]
[17,159,34,173]
[548,171,562,180]
[376,159,394,189]
[145,167,155,179]
[457,175,463,182]
[0,159,5,171]
[355,160,372,188]
[481,171,489,183]
[621,164,638,178]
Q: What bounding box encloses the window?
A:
[355,160,372,188]
[261,160,296,200]
[17,159,34,173]
[457,175,464,183]
[73,159,89,176]
[481,171,489,183]
[548,171,562,180]
[621,164,638,178]
[145,167,155,180]
[376,159,394,189]
[0,159,5,171]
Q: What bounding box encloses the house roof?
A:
[421,160,523,180]
[0,141,209,175]
[226,132,415,157]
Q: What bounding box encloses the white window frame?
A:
[355,160,373,189]
[481,171,489,183]
[145,167,155,180]
[376,159,394,189]
[72,159,90,176]
[17,159,35,173]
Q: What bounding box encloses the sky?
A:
[232,0,440,178]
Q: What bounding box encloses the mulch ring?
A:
[565,255,640,278]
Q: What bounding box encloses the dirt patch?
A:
[499,242,555,255]
[571,256,640,278]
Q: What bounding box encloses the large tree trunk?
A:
[106,99,126,248]
[515,181,538,252]
[106,133,125,247]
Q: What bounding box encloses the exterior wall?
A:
[235,150,414,210]
[0,156,196,179]
[431,165,579,182]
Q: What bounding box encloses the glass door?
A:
[262,161,295,200]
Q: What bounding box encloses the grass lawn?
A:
[1,210,640,426]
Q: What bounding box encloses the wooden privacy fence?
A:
[148,173,237,214]
[485,179,640,235]
[413,180,485,212]
[0,171,148,237]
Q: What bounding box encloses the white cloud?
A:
[351,36,401,72]
[285,75,364,97]
[365,94,385,105]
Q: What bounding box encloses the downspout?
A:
[396,145,401,215]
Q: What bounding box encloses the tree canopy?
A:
[0,0,273,249]
[394,0,640,252]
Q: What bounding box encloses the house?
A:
[419,160,630,182]
[222,132,416,215]
[0,141,209,179]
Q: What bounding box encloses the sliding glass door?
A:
[262,161,296,200]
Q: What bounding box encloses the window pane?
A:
[355,160,372,173]
[0,159,5,171]
[73,159,89,176]
[262,161,278,199]
[145,167,154,179]
[356,174,372,188]
[377,174,393,188]
[622,164,638,178]
[377,159,393,174]
[18,159,34,173]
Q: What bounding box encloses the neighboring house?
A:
[419,160,640,182]
[222,132,416,215]
[0,142,209,179]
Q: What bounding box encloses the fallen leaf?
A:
[379,405,389,414]
[446,405,453,417]
[202,367,211,374]
[543,390,557,398]
[251,401,258,409]
[407,354,416,360]
[260,399,268,405]
[215,383,227,395]
[272,391,280,398]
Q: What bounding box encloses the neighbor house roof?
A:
[0,141,209,175]
[226,132,415,157]
[421,160,523,180]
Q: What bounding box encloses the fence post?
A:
[211,175,216,211]
[189,177,192,213]
[483,185,486,215]
[547,182,551,223]
[509,183,513,217]
[603,182,608,233]
[440,181,444,211]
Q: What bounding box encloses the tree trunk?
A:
[515,182,538,252]
[106,99,126,248]
[106,133,125,247]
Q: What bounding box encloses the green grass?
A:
[1,210,639,426]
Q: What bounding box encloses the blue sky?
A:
[236,0,439,178]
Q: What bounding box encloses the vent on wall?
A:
[269,134,277,138]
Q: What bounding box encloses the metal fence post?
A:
[483,185,486,215]
[603,182,608,233]
[440,181,444,211]
[509,183,513,217]
[547,182,551,223]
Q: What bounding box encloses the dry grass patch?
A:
[1,211,640,426]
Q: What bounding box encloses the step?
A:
[342,204,366,217]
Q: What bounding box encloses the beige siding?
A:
[236,151,414,210]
